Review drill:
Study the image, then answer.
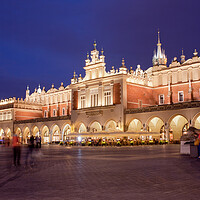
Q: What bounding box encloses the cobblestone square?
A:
[0,144,200,200]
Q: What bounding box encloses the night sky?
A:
[0,0,200,99]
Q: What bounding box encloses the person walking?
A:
[12,133,21,166]
[25,135,35,167]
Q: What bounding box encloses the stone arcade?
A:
[1,33,200,143]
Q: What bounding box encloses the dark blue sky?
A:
[0,0,200,99]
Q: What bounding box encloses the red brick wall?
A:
[15,110,42,121]
[191,82,200,101]
[113,83,121,104]
[127,84,154,108]
[153,87,169,104]
[49,105,57,117]
[42,106,48,117]
[73,91,78,110]
[171,84,191,103]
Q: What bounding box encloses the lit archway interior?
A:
[32,126,40,137]
[169,115,188,140]
[105,120,117,132]
[41,126,49,144]
[15,127,22,142]
[78,123,87,133]
[128,119,143,132]
[52,125,60,142]
[148,117,164,133]
[5,128,12,138]
[194,114,200,129]
[90,121,102,132]
[0,128,4,140]
[23,127,30,144]
[62,124,71,141]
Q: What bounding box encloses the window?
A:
[178,91,184,102]
[44,110,48,118]
[91,94,98,107]
[104,91,111,106]
[81,96,86,108]
[62,108,65,116]
[53,109,56,117]
[159,94,164,104]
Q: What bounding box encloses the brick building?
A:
[1,33,200,143]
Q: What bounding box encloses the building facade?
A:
[1,33,200,143]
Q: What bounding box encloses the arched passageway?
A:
[194,114,200,129]
[78,123,87,133]
[0,128,4,140]
[23,127,30,144]
[15,127,22,143]
[32,126,40,137]
[5,128,12,138]
[62,124,71,141]
[169,115,188,140]
[90,121,102,132]
[105,120,117,132]
[128,119,143,132]
[147,117,166,140]
[51,125,60,143]
[41,126,50,144]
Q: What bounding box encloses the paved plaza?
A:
[0,144,200,200]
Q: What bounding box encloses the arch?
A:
[147,117,164,133]
[193,113,200,129]
[62,124,71,141]
[90,121,102,132]
[78,123,87,133]
[41,125,50,144]
[128,118,143,132]
[168,114,188,140]
[31,126,40,137]
[51,124,61,142]
[15,127,23,142]
[5,128,11,138]
[23,127,30,144]
[105,120,117,132]
[0,128,4,140]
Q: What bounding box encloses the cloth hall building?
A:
[1,33,200,143]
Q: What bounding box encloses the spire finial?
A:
[122,58,125,66]
[38,84,41,89]
[93,41,97,50]
[101,48,104,55]
[52,83,54,88]
[193,49,198,57]
[73,71,76,78]
[182,48,184,55]
[87,52,89,59]
[157,29,161,45]
[27,85,29,90]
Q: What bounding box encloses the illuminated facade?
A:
[1,33,200,143]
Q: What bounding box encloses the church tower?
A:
[152,30,167,66]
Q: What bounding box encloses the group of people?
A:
[11,134,42,167]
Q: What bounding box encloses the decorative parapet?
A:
[0,97,15,105]
[125,101,200,114]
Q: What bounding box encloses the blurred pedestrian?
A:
[39,136,41,148]
[12,133,21,166]
[25,135,35,167]
[36,136,39,148]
